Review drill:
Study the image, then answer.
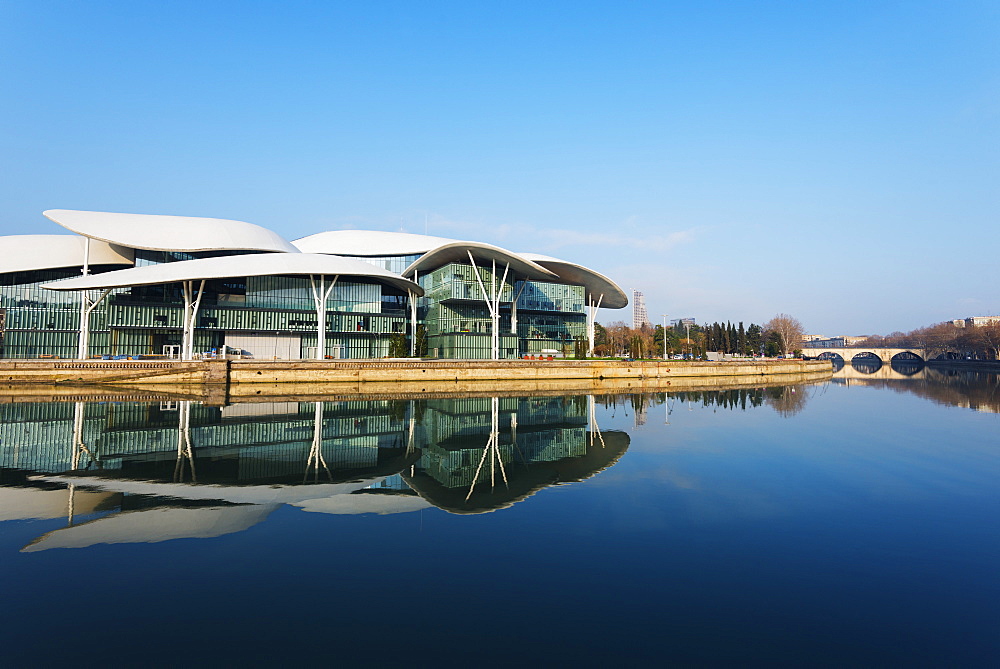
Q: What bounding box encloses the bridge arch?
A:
[806,347,927,364]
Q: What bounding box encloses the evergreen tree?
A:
[747,323,763,355]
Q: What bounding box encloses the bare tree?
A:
[764,313,805,355]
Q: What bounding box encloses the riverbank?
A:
[0,358,832,387]
[0,358,833,404]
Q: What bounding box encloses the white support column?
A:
[409,270,419,357]
[588,394,607,449]
[465,395,506,502]
[173,401,196,483]
[305,401,330,482]
[409,290,418,357]
[76,237,92,360]
[309,274,338,360]
[406,399,417,453]
[491,260,499,360]
[468,254,510,360]
[587,293,604,357]
[511,278,526,334]
[181,280,206,361]
[468,252,495,360]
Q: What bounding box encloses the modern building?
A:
[631,289,650,330]
[0,395,629,538]
[0,210,627,360]
[964,316,1000,328]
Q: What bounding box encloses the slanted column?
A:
[587,293,604,357]
[510,278,526,334]
[309,275,338,360]
[173,401,196,483]
[468,252,510,360]
[181,280,206,361]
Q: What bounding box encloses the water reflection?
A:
[0,395,629,549]
[831,364,1000,414]
[4,367,997,552]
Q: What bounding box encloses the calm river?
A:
[1,366,998,666]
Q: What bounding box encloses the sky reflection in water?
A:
[0,369,998,666]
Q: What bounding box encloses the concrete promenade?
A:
[0,358,833,405]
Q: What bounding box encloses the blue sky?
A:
[1,1,997,335]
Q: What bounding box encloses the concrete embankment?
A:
[0,358,832,403]
[0,358,831,385]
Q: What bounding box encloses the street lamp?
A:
[685,323,691,360]
[661,314,668,360]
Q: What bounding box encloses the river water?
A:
[1,366,997,666]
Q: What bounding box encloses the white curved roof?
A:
[41,252,424,295]
[23,505,277,552]
[44,209,298,253]
[0,235,134,274]
[403,241,558,281]
[293,229,459,256]
[517,253,629,309]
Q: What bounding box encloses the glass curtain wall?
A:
[0,248,406,359]
[415,263,589,359]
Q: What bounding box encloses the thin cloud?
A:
[429,215,698,254]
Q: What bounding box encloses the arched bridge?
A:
[806,347,928,363]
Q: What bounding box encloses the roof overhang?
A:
[403,242,558,281]
[44,209,299,253]
[41,252,424,295]
[0,235,134,274]
[517,253,628,309]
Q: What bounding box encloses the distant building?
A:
[671,318,696,328]
[632,290,651,329]
[965,316,1000,327]
[803,335,868,348]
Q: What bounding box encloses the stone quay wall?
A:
[0,357,832,387]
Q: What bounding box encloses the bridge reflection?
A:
[830,358,928,380]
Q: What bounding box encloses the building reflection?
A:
[0,394,629,550]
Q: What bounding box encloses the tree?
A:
[764,313,805,356]
[979,323,1000,360]
[604,321,631,356]
[387,333,407,358]
[747,323,763,356]
[414,324,428,357]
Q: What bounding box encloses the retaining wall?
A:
[0,358,833,387]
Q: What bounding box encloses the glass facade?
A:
[0,251,408,359]
[415,264,586,358]
[0,250,594,360]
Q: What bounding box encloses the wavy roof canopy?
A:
[23,505,276,552]
[517,252,628,309]
[293,230,459,256]
[0,235,134,274]
[41,253,423,295]
[403,241,558,282]
[44,209,298,253]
